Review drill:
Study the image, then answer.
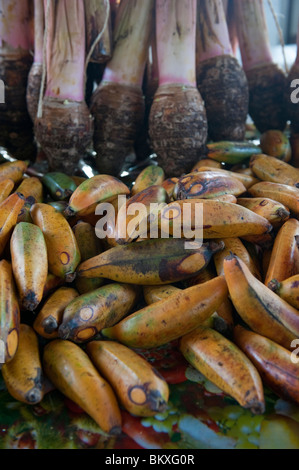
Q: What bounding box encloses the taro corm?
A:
[0,0,35,161]
[235,0,287,134]
[196,0,249,142]
[91,0,155,176]
[34,0,94,175]
[149,0,208,178]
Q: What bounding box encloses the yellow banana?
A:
[131,165,165,196]
[250,154,299,187]
[86,340,170,417]
[0,193,25,256]
[193,166,259,189]
[180,326,265,414]
[237,197,290,228]
[249,182,299,217]
[0,178,14,204]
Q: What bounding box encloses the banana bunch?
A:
[2,143,299,438]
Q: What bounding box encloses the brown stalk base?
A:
[197,55,249,141]
[285,63,299,133]
[91,82,145,175]
[34,97,94,175]
[0,54,36,161]
[246,63,287,134]
[26,62,43,123]
[149,84,208,178]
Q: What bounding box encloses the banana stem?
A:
[0,0,32,52]
[33,0,45,64]
[156,0,197,87]
[196,0,233,63]
[234,0,273,71]
[44,0,86,101]
[102,0,155,87]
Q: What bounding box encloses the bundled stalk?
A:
[149,0,208,178]
[0,0,35,160]
[91,0,155,175]
[26,0,44,123]
[84,0,112,64]
[196,0,249,142]
[223,0,239,56]
[234,0,287,133]
[34,0,94,175]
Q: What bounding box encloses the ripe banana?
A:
[33,287,79,340]
[158,199,272,239]
[1,324,44,405]
[0,160,28,184]
[43,339,122,435]
[193,166,259,189]
[234,325,299,406]
[192,158,223,171]
[86,340,170,417]
[237,197,290,228]
[250,154,299,187]
[179,326,265,414]
[143,285,181,305]
[173,171,247,200]
[268,275,299,310]
[161,177,179,200]
[102,276,228,349]
[223,256,299,350]
[30,203,81,282]
[0,260,20,364]
[16,177,43,203]
[78,238,224,286]
[260,130,291,162]
[132,165,165,196]
[65,175,130,217]
[206,141,261,165]
[0,193,25,256]
[264,219,299,287]
[10,222,48,312]
[214,237,261,280]
[249,182,299,217]
[58,283,140,343]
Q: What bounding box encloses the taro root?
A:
[34,0,94,175]
[149,0,208,178]
[235,0,287,134]
[91,0,155,176]
[196,0,249,142]
[0,0,36,161]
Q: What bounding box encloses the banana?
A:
[30,203,81,282]
[73,220,104,294]
[193,166,259,189]
[260,130,292,162]
[42,273,64,300]
[210,195,237,203]
[102,276,228,349]
[0,178,14,204]
[173,172,247,200]
[0,193,25,256]
[214,237,262,280]
[206,141,262,165]
[264,219,299,287]
[158,199,273,240]
[161,178,179,200]
[17,200,34,224]
[237,197,290,228]
[77,238,224,286]
[16,177,43,203]
[58,283,140,343]
[43,339,122,435]
[192,158,223,171]
[268,275,299,310]
[132,165,165,196]
[234,325,299,405]
[223,255,299,350]
[65,175,130,217]
[33,287,79,340]
[86,340,170,417]
[249,182,299,217]
[0,260,20,364]
[41,172,78,201]
[10,222,48,312]
[115,185,169,244]
[1,324,44,405]
[250,154,299,187]
[179,326,265,415]
[0,160,28,184]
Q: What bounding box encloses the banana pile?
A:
[1,132,299,437]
